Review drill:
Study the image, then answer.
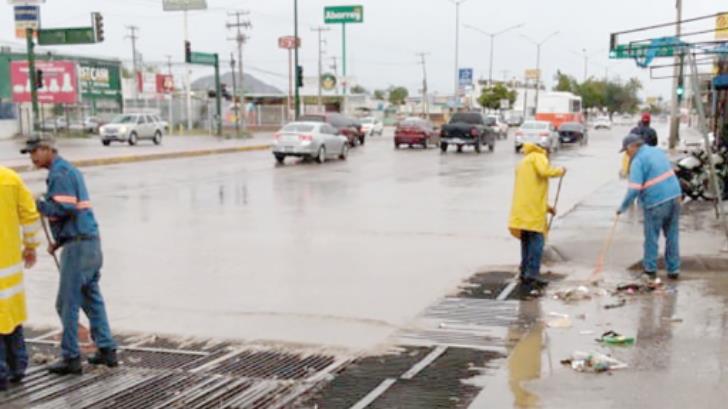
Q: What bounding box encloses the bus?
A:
[536,91,584,128]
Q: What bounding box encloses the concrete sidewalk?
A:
[1,133,273,173]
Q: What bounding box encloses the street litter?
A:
[615,278,663,295]
[597,330,635,346]
[604,298,627,309]
[561,351,628,373]
[546,312,572,328]
[553,286,591,302]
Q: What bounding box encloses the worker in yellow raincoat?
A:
[508,143,566,292]
[0,166,41,389]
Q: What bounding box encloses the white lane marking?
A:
[400,345,448,380]
[348,378,397,409]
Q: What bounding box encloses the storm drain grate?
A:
[0,327,348,409]
[207,350,337,380]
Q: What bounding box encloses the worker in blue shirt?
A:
[21,139,117,375]
[617,134,682,280]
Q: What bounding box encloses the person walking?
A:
[20,138,118,375]
[0,165,41,389]
[630,112,658,147]
[509,142,566,292]
[617,134,682,280]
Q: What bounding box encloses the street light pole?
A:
[449,0,468,103]
[668,0,683,149]
[464,23,524,86]
[293,0,300,119]
[521,31,559,118]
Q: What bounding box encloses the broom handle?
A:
[548,175,565,232]
[40,215,61,271]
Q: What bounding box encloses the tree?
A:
[478,83,517,110]
[552,71,642,113]
[373,89,386,100]
[350,85,367,94]
[553,70,578,93]
[388,87,409,105]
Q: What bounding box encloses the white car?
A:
[360,117,384,136]
[593,117,612,130]
[272,121,349,164]
[486,115,509,139]
[514,120,561,153]
[100,113,165,146]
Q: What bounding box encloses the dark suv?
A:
[440,112,496,153]
[299,113,365,147]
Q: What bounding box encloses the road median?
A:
[8,142,272,173]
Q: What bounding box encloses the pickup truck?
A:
[440,112,496,153]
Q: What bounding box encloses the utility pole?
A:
[312,26,330,113]
[230,53,240,138]
[294,0,301,119]
[668,0,683,149]
[165,54,173,135]
[227,10,251,130]
[416,52,430,116]
[165,55,173,74]
[125,25,139,101]
[582,48,588,82]
[330,56,339,95]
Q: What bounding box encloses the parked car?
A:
[558,122,588,146]
[299,113,365,146]
[68,117,102,133]
[593,116,612,130]
[440,112,496,153]
[100,113,165,146]
[360,117,384,136]
[271,121,349,164]
[41,117,67,132]
[394,118,439,149]
[506,113,524,127]
[486,115,508,140]
[514,120,560,153]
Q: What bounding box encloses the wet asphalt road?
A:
[21,126,626,350]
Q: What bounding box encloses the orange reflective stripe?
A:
[628,183,643,190]
[76,201,92,209]
[53,195,78,204]
[643,170,675,189]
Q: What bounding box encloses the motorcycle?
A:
[673,146,728,200]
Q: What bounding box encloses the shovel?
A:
[40,215,92,347]
[543,175,566,263]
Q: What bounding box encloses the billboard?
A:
[79,63,121,99]
[162,0,207,11]
[156,74,175,93]
[10,60,78,104]
[458,68,473,88]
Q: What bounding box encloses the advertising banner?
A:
[10,60,78,104]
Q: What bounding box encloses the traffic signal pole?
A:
[26,28,40,134]
[214,56,222,136]
[294,0,300,119]
[668,0,683,149]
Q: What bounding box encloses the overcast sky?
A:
[1,0,722,99]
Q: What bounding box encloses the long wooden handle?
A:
[548,175,565,232]
[40,215,61,271]
[590,214,620,281]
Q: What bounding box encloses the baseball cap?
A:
[19,138,56,154]
[620,134,643,152]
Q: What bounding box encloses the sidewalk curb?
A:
[8,143,271,173]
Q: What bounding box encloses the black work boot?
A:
[88,348,118,368]
[643,271,657,280]
[48,357,82,375]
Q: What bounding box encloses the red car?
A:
[394,118,439,149]
[299,113,365,147]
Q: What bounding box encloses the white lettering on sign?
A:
[325,9,362,22]
[79,66,110,85]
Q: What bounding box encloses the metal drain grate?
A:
[207,350,337,380]
[1,327,349,409]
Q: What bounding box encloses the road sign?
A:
[324,5,363,24]
[38,28,97,45]
[458,68,473,88]
[321,73,337,91]
[717,13,728,40]
[162,0,207,11]
[278,36,301,50]
[7,0,45,4]
[525,68,540,80]
[190,51,218,66]
[11,60,78,104]
[14,5,39,39]
[609,43,675,59]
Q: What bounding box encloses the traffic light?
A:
[35,69,44,89]
[92,12,104,42]
[184,41,192,63]
[296,65,304,88]
[676,76,685,102]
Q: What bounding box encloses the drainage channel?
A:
[299,269,532,408]
[0,328,349,409]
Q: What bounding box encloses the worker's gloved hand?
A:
[616,209,623,216]
[22,247,37,269]
[548,206,557,216]
[560,167,567,175]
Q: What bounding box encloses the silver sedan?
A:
[514,120,561,153]
[272,121,350,164]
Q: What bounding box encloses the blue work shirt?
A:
[36,156,99,245]
[619,145,681,213]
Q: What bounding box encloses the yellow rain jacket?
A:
[508,143,565,238]
[0,167,40,334]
